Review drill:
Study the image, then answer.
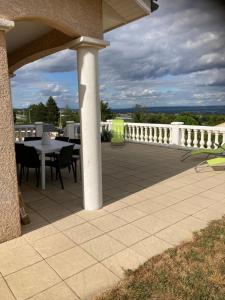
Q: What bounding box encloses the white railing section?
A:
[124,123,172,145]
[15,121,225,150]
[179,125,225,149]
[15,125,36,141]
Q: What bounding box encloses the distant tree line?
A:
[14,98,115,127]
[132,105,225,126]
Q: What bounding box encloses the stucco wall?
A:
[0,0,103,38]
[8,30,74,73]
[0,31,21,243]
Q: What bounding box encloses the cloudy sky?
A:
[11,0,225,109]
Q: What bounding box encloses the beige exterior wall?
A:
[1,0,103,72]
[0,30,21,243]
[8,30,73,73]
[0,0,103,37]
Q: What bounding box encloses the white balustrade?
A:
[16,121,225,150]
[14,125,36,141]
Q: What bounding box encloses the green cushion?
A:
[191,144,225,155]
[111,119,124,144]
[207,157,225,166]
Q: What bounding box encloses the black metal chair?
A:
[55,136,69,142]
[15,143,25,175]
[19,146,41,187]
[24,137,41,141]
[45,145,76,189]
[46,136,70,160]
[69,138,81,180]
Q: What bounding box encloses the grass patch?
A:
[96,216,225,300]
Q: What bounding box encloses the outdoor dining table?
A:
[21,139,81,190]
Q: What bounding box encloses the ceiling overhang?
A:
[103,0,152,32]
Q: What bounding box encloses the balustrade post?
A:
[200,130,205,148]
[158,127,162,144]
[193,129,198,148]
[170,122,184,146]
[35,122,44,137]
[66,121,75,139]
[207,131,212,149]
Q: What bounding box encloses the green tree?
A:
[132,104,148,123]
[101,101,114,121]
[46,96,59,125]
[174,114,199,125]
[27,102,48,123]
[60,106,80,128]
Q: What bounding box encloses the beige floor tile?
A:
[23,224,59,244]
[184,195,216,208]
[102,248,146,278]
[64,223,103,244]
[32,233,75,258]
[153,194,181,206]
[28,197,57,211]
[120,193,147,205]
[45,190,79,204]
[113,206,147,222]
[132,215,170,234]
[148,183,174,194]
[193,207,225,222]
[46,246,97,279]
[165,189,193,201]
[103,200,128,212]
[30,282,79,300]
[108,224,149,246]
[76,209,108,221]
[5,261,61,300]
[66,264,119,299]
[134,199,165,214]
[0,241,42,276]
[90,214,126,232]
[181,184,206,195]
[0,277,15,300]
[199,189,225,202]
[177,216,207,232]
[50,214,85,231]
[155,224,193,245]
[22,189,45,203]
[22,211,48,232]
[172,201,202,215]
[81,235,125,261]
[131,236,171,259]
[37,205,70,221]
[152,207,187,224]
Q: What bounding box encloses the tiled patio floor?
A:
[1,143,225,299]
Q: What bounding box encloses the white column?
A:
[72,37,109,210]
[170,122,184,146]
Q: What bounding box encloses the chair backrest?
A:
[69,138,81,145]
[21,146,40,167]
[58,145,74,168]
[15,143,25,164]
[111,119,124,144]
[24,137,41,141]
[55,136,69,142]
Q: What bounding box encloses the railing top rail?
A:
[15,124,35,129]
[124,122,172,128]
[179,124,225,131]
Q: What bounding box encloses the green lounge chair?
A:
[195,156,225,172]
[181,143,225,161]
[111,119,124,146]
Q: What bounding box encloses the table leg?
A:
[41,152,46,190]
